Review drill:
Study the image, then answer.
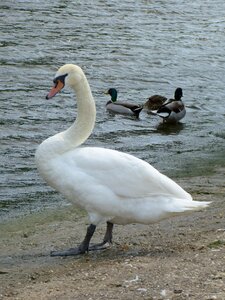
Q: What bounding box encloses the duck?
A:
[35,64,210,257]
[153,88,186,123]
[105,88,143,118]
[144,94,167,111]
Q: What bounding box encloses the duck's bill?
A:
[46,80,64,99]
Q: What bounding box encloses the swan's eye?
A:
[53,79,58,88]
[53,74,68,86]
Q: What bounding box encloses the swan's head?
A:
[46,64,84,99]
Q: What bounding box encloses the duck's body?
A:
[153,88,186,123]
[144,94,167,111]
[105,88,142,118]
[36,65,209,256]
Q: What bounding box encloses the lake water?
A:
[1,0,225,222]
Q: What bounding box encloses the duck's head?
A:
[105,88,118,102]
[174,88,183,100]
[46,64,84,99]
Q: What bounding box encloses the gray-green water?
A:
[1,1,225,221]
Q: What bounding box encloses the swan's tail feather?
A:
[187,200,210,209]
[159,200,211,223]
[177,200,211,212]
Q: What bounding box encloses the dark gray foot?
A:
[50,222,114,257]
[50,224,96,257]
[88,241,111,251]
[89,222,113,251]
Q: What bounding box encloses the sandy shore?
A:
[1,167,225,300]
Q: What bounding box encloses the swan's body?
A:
[35,65,209,256]
[152,88,186,123]
[105,88,143,118]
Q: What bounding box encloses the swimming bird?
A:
[153,88,186,123]
[144,94,167,111]
[105,88,143,118]
[35,65,209,257]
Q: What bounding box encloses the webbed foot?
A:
[88,241,112,251]
[50,222,114,257]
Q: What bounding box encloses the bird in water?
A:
[144,94,167,111]
[35,65,209,257]
[105,88,143,118]
[152,88,186,123]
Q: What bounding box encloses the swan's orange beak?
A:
[46,80,64,100]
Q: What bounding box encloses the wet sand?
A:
[0,167,225,300]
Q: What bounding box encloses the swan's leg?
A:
[89,221,113,251]
[50,224,96,257]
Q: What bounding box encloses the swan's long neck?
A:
[63,75,96,148]
[35,70,96,167]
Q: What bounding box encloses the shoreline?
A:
[1,167,225,299]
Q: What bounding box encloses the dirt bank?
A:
[1,168,225,300]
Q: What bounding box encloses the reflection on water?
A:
[1,0,225,221]
[156,122,185,136]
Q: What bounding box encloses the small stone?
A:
[137,288,147,293]
[174,289,182,294]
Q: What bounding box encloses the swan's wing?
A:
[51,147,209,225]
[61,147,191,201]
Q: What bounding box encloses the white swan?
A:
[35,64,210,256]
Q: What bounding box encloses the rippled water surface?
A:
[1,1,225,221]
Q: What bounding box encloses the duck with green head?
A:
[153,88,186,123]
[105,88,143,118]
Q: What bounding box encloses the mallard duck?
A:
[144,94,167,111]
[105,88,143,118]
[35,65,209,257]
[153,88,186,123]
